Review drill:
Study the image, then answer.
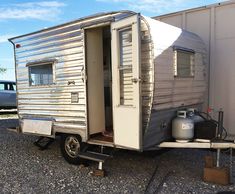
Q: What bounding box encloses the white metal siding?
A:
[14,25,86,132]
[155,1,235,135]
[140,18,154,132]
[11,13,131,139]
[11,12,155,138]
[145,17,207,112]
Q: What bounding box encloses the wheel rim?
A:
[64,136,80,158]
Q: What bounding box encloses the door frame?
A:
[111,14,142,150]
[82,22,113,141]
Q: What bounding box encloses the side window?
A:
[5,83,10,90]
[28,63,54,86]
[0,83,4,90]
[9,83,15,91]
[174,47,195,77]
[12,83,16,91]
[119,28,133,106]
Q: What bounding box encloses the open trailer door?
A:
[111,14,141,150]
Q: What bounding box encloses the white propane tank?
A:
[187,108,204,123]
[172,111,194,142]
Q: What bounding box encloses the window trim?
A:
[173,46,195,78]
[27,59,57,87]
[118,26,134,106]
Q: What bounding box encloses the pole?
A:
[216,149,221,168]
[217,110,224,139]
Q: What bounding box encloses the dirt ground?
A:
[0,113,234,194]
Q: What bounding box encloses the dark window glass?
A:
[29,64,53,86]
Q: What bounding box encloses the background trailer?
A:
[9,11,207,164]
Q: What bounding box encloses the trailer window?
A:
[29,63,53,86]
[174,48,195,77]
[0,83,4,90]
[119,28,133,106]
[12,83,16,91]
[0,82,15,90]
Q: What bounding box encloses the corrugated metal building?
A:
[154,0,235,136]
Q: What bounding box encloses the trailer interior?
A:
[85,25,114,145]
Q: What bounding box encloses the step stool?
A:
[78,151,110,177]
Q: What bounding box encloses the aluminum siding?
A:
[146,17,207,111]
[11,13,133,140]
[143,17,207,149]
[140,18,154,133]
[155,1,235,136]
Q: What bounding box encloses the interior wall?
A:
[102,27,113,129]
[85,27,105,135]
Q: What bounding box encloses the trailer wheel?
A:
[60,134,84,164]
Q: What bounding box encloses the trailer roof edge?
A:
[8,10,136,42]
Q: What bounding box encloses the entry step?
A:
[78,151,109,162]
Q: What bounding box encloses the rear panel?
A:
[143,17,208,150]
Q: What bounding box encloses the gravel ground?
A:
[0,116,235,194]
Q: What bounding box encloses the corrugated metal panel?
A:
[153,49,206,110]
[154,1,235,136]
[14,17,87,129]
[12,12,131,139]
[140,18,154,132]
[141,17,207,148]
[153,1,235,134]
[145,17,207,112]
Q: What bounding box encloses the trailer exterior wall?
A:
[9,11,207,150]
[143,17,207,149]
[9,12,154,144]
[9,13,125,140]
[154,1,235,136]
[12,21,88,139]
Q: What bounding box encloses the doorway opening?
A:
[85,25,113,144]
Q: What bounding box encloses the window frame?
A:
[0,82,16,91]
[27,60,56,87]
[173,46,195,78]
[118,27,134,106]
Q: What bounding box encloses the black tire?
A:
[60,134,84,165]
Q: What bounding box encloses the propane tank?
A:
[187,108,204,123]
[172,111,194,142]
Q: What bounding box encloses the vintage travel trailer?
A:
[9,11,207,166]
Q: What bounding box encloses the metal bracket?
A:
[81,66,87,83]
[131,77,142,83]
[68,80,75,85]
[34,136,54,150]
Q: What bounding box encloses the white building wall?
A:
[154,1,235,135]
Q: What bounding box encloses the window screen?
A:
[29,63,53,86]
[174,48,195,77]
[119,28,133,106]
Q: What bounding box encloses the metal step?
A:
[34,136,54,150]
[78,151,109,163]
[87,139,114,147]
